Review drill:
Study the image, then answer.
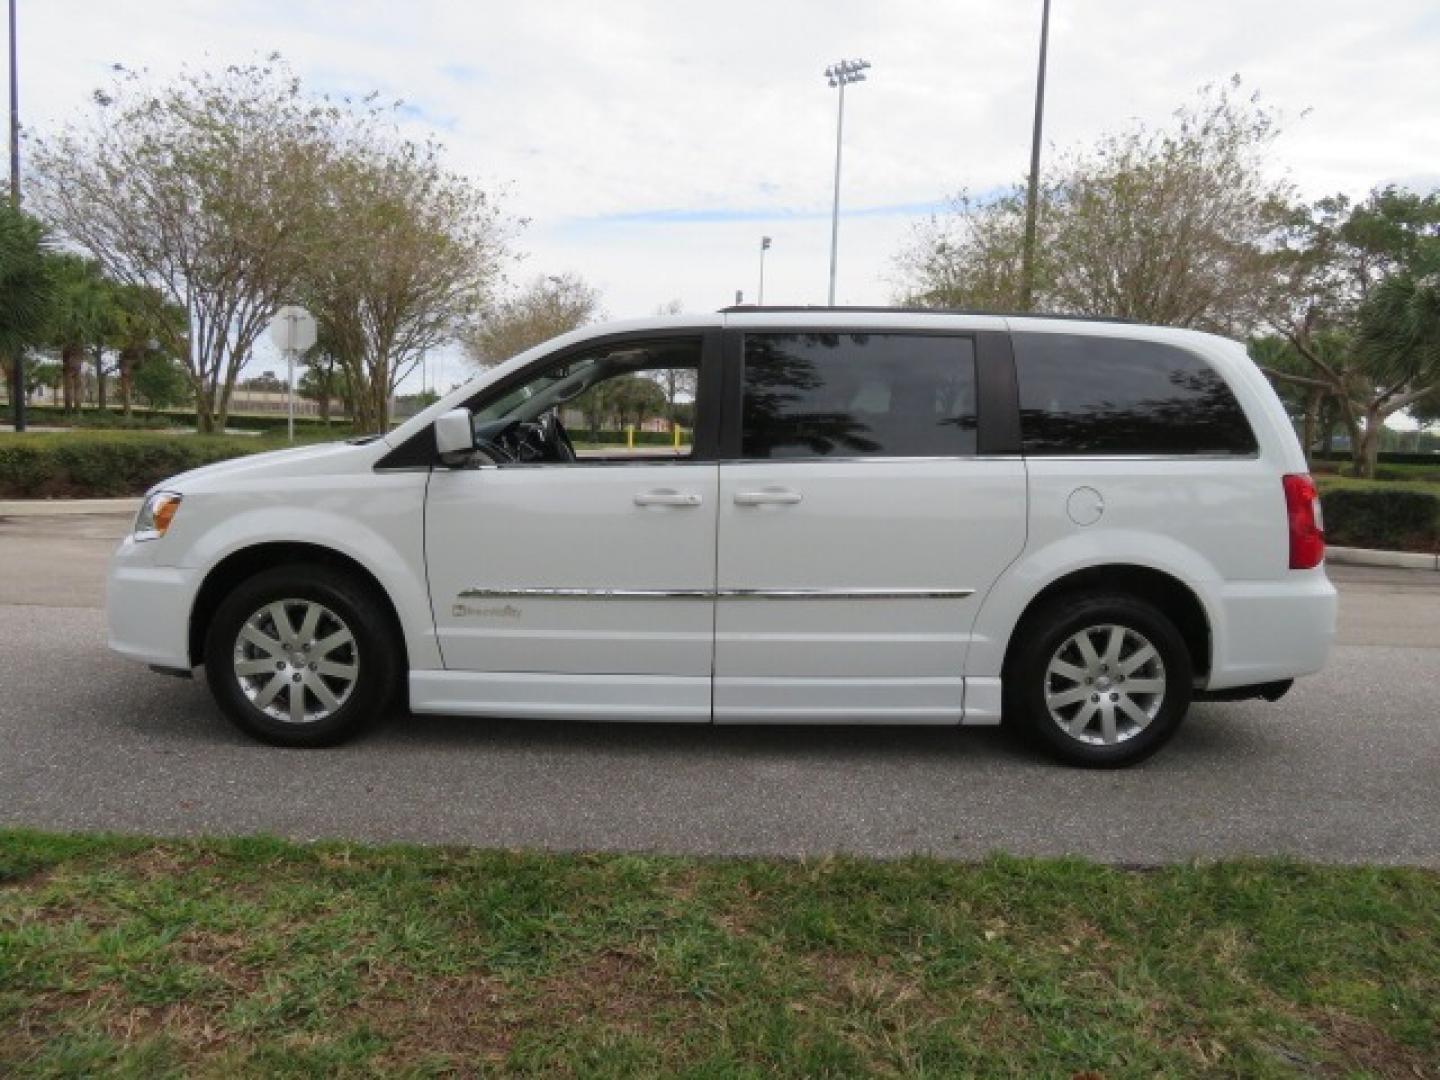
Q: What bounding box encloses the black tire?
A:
[203,563,399,747]
[1004,592,1193,768]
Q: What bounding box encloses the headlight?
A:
[134,491,183,541]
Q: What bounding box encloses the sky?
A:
[9,0,1440,393]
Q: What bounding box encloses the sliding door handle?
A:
[733,488,803,507]
[634,489,702,508]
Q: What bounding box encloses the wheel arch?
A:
[188,541,410,673]
[1000,564,1212,683]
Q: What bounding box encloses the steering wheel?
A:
[542,410,577,463]
[473,414,576,464]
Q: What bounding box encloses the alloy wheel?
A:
[232,599,360,725]
[1043,623,1166,745]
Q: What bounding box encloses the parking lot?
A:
[2,504,1438,865]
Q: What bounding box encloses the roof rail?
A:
[717,304,1136,324]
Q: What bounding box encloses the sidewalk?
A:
[1327,545,1440,571]
[0,498,142,516]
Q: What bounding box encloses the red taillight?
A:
[1283,473,1325,570]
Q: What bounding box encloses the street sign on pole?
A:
[268,306,317,443]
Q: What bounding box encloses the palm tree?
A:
[47,255,113,413]
[0,204,56,426]
[1356,257,1440,473]
[1359,263,1440,377]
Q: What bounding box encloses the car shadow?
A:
[375,707,1029,764]
[107,670,1278,772]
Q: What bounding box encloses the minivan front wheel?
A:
[204,565,397,747]
[1007,593,1193,767]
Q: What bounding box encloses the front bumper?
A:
[106,536,199,670]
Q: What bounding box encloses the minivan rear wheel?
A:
[204,564,397,747]
[1006,592,1193,767]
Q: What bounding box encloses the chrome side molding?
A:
[459,587,975,601]
[459,588,712,601]
[720,588,975,600]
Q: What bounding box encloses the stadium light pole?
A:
[757,236,771,305]
[7,0,25,433]
[6,0,16,208]
[825,58,870,306]
[1019,0,1051,311]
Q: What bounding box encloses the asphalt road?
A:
[2,506,1438,865]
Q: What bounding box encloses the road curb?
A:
[0,497,142,517]
[1328,545,1440,571]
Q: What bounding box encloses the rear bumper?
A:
[1205,571,1337,690]
[106,538,198,670]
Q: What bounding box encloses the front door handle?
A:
[634,488,702,508]
[733,488,803,506]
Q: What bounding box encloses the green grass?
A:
[2,832,1437,1076]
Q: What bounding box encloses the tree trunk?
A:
[363,380,390,433]
[1300,388,1321,466]
[61,344,85,413]
[346,364,390,434]
[118,346,140,417]
[1356,414,1384,479]
[94,345,107,411]
[193,373,216,434]
[1340,411,1363,475]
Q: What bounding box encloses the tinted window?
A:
[741,333,977,459]
[1013,333,1257,456]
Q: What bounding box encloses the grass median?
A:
[2,831,1437,1076]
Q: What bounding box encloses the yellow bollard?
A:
[626,425,634,450]
[673,423,682,449]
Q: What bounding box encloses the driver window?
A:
[473,337,702,466]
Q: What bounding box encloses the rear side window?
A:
[1013,333,1257,456]
[741,333,977,459]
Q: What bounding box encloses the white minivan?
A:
[107,309,1336,766]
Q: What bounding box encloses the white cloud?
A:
[12,0,1440,389]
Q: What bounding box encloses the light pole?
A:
[758,236,771,305]
[7,0,22,432]
[1019,0,1052,311]
[7,0,17,208]
[824,58,870,306]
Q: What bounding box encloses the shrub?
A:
[1317,450,1440,468]
[69,411,185,431]
[576,428,684,447]
[1321,487,1440,552]
[0,432,273,498]
[17,403,355,436]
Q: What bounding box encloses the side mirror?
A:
[435,407,475,465]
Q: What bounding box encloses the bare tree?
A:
[895,190,1034,312]
[301,132,517,431]
[463,273,602,368]
[30,58,335,432]
[896,78,1289,334]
